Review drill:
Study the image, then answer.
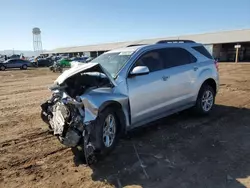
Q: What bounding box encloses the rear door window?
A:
[160,48,197,68]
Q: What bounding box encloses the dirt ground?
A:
[1,64,250,188]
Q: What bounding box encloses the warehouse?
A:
[43,29,250,62]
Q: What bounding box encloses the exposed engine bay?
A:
[63,72,111,98]
[41,64,113,164]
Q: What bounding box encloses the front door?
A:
[127,49,168,126]
[7,59,17,68]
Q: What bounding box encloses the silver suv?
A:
[41,40,219,164]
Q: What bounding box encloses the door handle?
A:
[193,66,199,71]
[162,76,170,81]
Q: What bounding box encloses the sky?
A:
[0,0,249,51]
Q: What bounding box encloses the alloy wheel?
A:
[202,90,214,112]
[103,114,116,148]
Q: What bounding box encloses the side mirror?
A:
[130,66,149,76]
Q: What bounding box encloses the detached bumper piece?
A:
[40,101,52,126]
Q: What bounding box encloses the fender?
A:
[79,87,130,128]
[195,67,219,99]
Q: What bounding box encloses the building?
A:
[42,29,250,62]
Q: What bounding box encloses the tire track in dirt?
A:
[6,147,69,169]
[0,94,50,119]
[0,86,49,97]
[0,130,53,149]
[0,130,69,172]
[0,103,40,115]
[0,109,47,143]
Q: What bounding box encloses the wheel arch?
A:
[195,78,217,101]
[98,100,127,135]
[200,78,217,95]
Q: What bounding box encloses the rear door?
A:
[159,47,197,109]
[15,60,24,68]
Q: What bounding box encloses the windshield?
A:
[92,52,132,78]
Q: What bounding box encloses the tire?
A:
[22,64,27,70]
[94,107,119,156]
[0,65,6,71]
[194,84,215,115]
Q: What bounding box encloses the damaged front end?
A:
[40,63,115,164]
[41,90,96,164]
[41,91,84,147]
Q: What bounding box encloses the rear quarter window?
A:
[192,46,213,59]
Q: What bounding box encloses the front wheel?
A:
[194,84,215,115]
[0,65,6,71]
[95,108,118,156]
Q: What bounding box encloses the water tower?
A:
[32,27,43,55]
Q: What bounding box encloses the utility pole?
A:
[235,48,239,63]
[234,44,241,63]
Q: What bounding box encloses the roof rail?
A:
[126,44,147,47]
[156,40,195,44]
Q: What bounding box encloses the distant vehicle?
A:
[58,57,71,67]
[36,58,53,67]
[69,57,89,67]
[0,59,31,70]
[59,55,69,59]
[70,57,88,63]
[54,56,61,61]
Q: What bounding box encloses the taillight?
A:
[214,60,219,72]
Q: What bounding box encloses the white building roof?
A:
[46,29,250,54]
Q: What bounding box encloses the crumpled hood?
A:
[55,63,98,84]
[55,62,116,86]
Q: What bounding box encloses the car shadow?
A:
[72,104,250,188]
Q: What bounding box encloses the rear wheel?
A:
[22,64,27,70]
[194,84,215,115]
[0,65,6,71]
